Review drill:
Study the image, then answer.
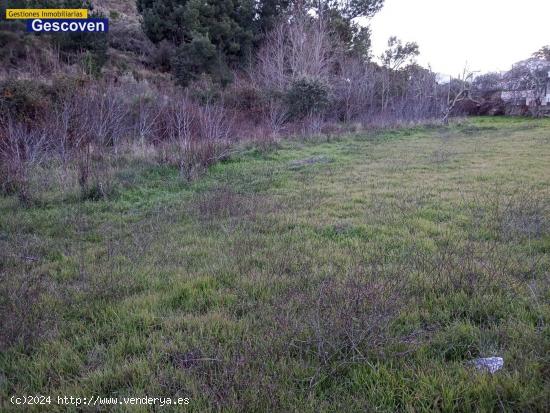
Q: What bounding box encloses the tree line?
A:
[137,0,385,86]
[2,1,548,206]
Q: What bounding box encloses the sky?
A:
[366,0,550,77]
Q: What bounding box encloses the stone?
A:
[470,357,504,374]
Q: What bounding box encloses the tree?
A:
[253,0,292,43]
[311,0,384,60]
[312,0,384,20]
[472,72,502,95]
[533,45,550,61]
[172,33,233,86]
[349,26,373,61]
[137,0,257,84]
[333,56,376,122]
[137,0,386,84]
[504,58,550,116]
[443,67,479,123]
[378,36,419,110]
[381,36,419,70]
[252,15,335,90]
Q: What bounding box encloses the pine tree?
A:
[137,0,385,85]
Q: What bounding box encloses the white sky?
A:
[367,0,550,77]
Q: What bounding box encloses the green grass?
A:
[1,117,549,412]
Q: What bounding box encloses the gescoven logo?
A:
[27,18,108,33]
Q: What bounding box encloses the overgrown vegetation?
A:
[1,1,549,411]
[1,117,549,411]
[136,0,385,84]
[0,6,449,206]
[0,1,109,76]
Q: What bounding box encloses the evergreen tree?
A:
[137,0,385,85]
[310,0,384,60]
[138,0,260,85]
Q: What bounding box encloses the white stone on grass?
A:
[471,357,504,374]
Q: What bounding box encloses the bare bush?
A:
[253,16,335,89]
[134,94,161,148]
[464,189,550,242]
[401,65,442,120]
[443,67,480,124]
[50,94,79,167]
[277,271,405,387]
[158,96,234,181]
[251,15,335,127]
[197,101,233,142]
[0,269,54,352]
[165,95,195,145]
[0,119,47,203]
[253,23,288,92]
[286,17,334,81]
[182,140,232,182]
[84,83,129,149]
[333,57,376,122]
[299,113,325,138]
[265,98,288,136]
[49,89,119,198]
[192,186,262,225]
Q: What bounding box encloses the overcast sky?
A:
[367,0,550,77]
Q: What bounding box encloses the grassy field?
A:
[1,117,549,412]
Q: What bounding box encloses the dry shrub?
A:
[79,151,118,201]
[299,113,325,138]
[183,342,280,411]
[194,187,249,220]
[84,84,130,148]
[429,147,455,164]
[499,193,549,241]
[192,186,276,227]
[196,101,234,142]
[465,188,549,242]
[133,93,161,147]
[181,140,231,181]
[0,119,47,204]
[275,271,406,387]
[332,57,376,123]
[407,237,543,325]
[157,139,232,182]
[156,96,234,181]
[411,241,509,297]
[252,134,281,154]
[222,78,264,122]
[0,271,54,352]
[264,98,288,137]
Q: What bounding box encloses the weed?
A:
[0,117,549,411]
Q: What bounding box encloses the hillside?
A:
[0,0,168,83]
